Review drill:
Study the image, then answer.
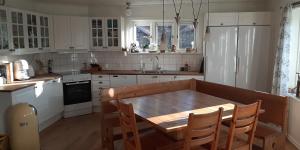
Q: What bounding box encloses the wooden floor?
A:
[40,113,298,150]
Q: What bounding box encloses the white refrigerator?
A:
[205,27,238,87]
[205,26,271,92]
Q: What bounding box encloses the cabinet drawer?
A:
[238,12,271,26]
[92,80,110,89]
[174,75,204,81]
[92,75,110,81]
[110,75,137,87]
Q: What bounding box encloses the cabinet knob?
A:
[220,23,224,26]
[253,22,257,25]
[99,81,103,84]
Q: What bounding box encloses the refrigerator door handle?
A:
[236,57,240,74]
[29,104,38,116]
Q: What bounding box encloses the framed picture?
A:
[0,0,5,6]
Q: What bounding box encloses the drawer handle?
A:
[220,23,224,26]
[253,22,256,25]
[113,75,118,77]
[98,76,103,78]
[99,82,103,84]
[152,76,158,78]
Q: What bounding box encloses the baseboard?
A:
[288,135,300,149]
[39,112,63,132]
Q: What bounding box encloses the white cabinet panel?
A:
[238,12,271,26]
[236,26,271,92]
[209,13,239,26]
[53,16,71,50]
[205,27,237,86]
[70,16,89,49]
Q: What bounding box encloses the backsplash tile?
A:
[1,51,202,73]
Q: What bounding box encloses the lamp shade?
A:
[159,31,167,51]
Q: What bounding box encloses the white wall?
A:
[267,0,300,148]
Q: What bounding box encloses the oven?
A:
[63,80,91,105]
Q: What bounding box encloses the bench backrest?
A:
[195,80,288,133]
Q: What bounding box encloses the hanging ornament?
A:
[172,0,183,25]
[191,0,203,29]
[204,0,211,41]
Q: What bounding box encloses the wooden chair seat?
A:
[157,141,209,150]
[255,123,281,139]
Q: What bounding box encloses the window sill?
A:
[287,93,300,102]
[128,51,202,55]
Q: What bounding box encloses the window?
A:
[135,25,151,49]
[156,23,172,49]
[288,7,300,93]
[131,20,196,52]
[179,23,195,49]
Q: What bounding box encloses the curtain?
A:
[272,5,293,96]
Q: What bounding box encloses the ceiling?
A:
[33,0,265,6]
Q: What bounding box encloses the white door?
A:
[236,26,271,92]
[70,16,89,50]
[205,27,238,86]
[53,16,71,50]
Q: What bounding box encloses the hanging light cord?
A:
[191,0,203,21]
[163,0,165,32]
[172,0,183,15]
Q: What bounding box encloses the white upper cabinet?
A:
[208,13,239,26]
[70,16,89,49]
[238,12,271,26]
[53,16,71,50]
[9,9,26,51]
[53,16,89,50]
[0,7,10,53]
[25,12,39,50]
[90,17,124,51]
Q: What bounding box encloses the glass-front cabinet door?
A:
[106,18,119,48]
[26,13,39,49]
[39,15,50,49]
[11,10,25,49]
[0,8,9,51]
[91,18,104,49]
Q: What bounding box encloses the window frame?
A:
[178,22,196,51]
[133,21,153,49]
[155,22,174,50]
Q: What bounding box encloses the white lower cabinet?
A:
[91,75,110,112]
[137,75,160,84]
[11,78,64,131]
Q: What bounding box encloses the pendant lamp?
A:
[160,0,167,52]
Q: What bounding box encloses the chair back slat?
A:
[226,101,261,150]
[118,102,142,150]
[184,108,223,150]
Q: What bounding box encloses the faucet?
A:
[151,56,161,72]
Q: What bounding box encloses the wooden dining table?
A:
[115,89,248,140]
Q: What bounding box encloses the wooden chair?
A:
[118,102,174,150]
[158,107,224,150]
[220,100,261,150]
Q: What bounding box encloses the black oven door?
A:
[63,80,91,105]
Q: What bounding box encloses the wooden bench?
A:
[195,80,289,150]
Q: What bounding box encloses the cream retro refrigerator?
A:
[9,103,40,150]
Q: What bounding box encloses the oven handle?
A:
[65,81,90,86]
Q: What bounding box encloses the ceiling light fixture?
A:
[125,2,132,17]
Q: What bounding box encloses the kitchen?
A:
[0,0,299,150]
